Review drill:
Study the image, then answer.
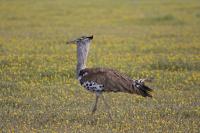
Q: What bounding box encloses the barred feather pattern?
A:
[79,68,153,97]
[132,79,153,97]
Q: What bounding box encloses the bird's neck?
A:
[76,43,90,78]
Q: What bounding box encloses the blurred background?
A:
[0,0,200,132]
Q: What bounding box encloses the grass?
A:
[0,0,200,132]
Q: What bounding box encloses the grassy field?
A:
[0,0,200,132]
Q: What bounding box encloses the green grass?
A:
[0,0,200,132]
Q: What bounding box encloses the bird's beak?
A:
[66,40,76,45]
[66,35,93,44]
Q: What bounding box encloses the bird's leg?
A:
[91,93,100,115]
[101,94,113,120]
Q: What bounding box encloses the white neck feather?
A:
[76,41,90,78]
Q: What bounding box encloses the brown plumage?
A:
[79,68,153,97]
[67,35,153,119]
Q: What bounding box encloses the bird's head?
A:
[66,35,93,79]
[66,35,93,45]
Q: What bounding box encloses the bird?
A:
[66,35,153,119]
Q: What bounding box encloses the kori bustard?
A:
[67,35,153,118]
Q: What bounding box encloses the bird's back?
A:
[80,68,152,96]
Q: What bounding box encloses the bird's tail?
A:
[132,78,153,98]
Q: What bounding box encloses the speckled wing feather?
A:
[80,68,141,94]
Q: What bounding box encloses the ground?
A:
[0,0,200,132]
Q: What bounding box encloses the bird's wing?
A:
[80,68,135,93]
